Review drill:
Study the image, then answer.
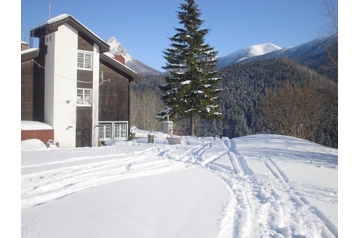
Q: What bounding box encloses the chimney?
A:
[21,41,28,51]
[114,54,125,65]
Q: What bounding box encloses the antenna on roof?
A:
[48,1,51,19]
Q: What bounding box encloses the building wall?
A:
[45,23,78,148]
[21,56,46,122]
[21,130,54,144]
[22,19,136,147]
[75,32,101,147]
[92,44,100,146]
[99,63,130,122]
[21,60,35,120]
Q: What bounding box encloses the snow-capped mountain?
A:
[216,35,337,70]
[106,37,162,76]
[216,43,282,68]
[239,37,333,64]
[107,36,133,63]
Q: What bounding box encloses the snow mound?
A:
[21,139,47,150]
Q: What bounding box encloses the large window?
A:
[98,121,128,142]
[77,88,91,105]
[77,52,92,70]
[98,124,112,140]
[114,123,127,139]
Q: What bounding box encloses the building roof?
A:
[101,53,141,83]
[21,48,39,62]
[30,14,109,53]
[26,13,140,82]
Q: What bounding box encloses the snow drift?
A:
[21,127,338,238]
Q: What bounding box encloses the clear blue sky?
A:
[21,0,337,72]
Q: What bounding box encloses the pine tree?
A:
[157,0,222,136]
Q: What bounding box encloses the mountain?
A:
[239,36,334,64]
[216,43,282,68]
[216,35,337,71]
[106,37,163,76]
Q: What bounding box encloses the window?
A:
[98,124,112,140]
[114,123,127,139]
[98,121,128,142]
[77,52,92,70]
[77,88,91,105]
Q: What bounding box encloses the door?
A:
[76,129,92,147]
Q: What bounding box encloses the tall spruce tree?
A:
[157,0,222,136]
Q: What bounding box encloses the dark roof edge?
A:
[30,14,109,53]
[100,53,141,82]
[21,48,40,62]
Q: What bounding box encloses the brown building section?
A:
[76,107,93,147]
[78,32,94,51]
[77,70,93,88]
[21,50,46,122]
[99,63,130,122]
[21,130,54,144]
[76,33,95,147]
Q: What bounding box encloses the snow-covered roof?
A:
[21,48,39,55]
[101,53,140,82]
[30,13,109,53]
[21,121,53,130]
[103,52,137,74]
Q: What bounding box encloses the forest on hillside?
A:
[130,58,338,148]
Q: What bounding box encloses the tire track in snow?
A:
[22,147,187,209]
[229,139,253,176]
[262,157,338,237]
[170,137,336,238]
[160,137,254,237]
[202,137,255,238]
[161,138,337,238]
[228,152,243,176]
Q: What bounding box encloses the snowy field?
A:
[21,126,338,238]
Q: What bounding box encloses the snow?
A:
[106,36,133,63]
[102,52,137,74]
[30,14,107,50]
[216,43,282,68]
[21,127,338,237]
[21,48,38,55]
[21,121,52,130]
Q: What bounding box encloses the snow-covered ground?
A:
[21,126,338,238]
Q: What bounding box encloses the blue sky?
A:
[21,0,337,72]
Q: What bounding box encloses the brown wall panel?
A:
[33,56,45,122]
[77,70,93,88]
[78,32,94,51]
[76,107,92,129]
[99,63,130,122]
[21,57,45,121]
[21,61,34,120]
[21,130,54,144]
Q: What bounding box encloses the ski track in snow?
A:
[22,138,338,238]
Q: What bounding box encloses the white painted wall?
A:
[92,44,100,147]
[44,33,55,131]
[45,24,78,148]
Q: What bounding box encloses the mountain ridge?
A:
[216,35,337,71]
[107,35,337,80]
